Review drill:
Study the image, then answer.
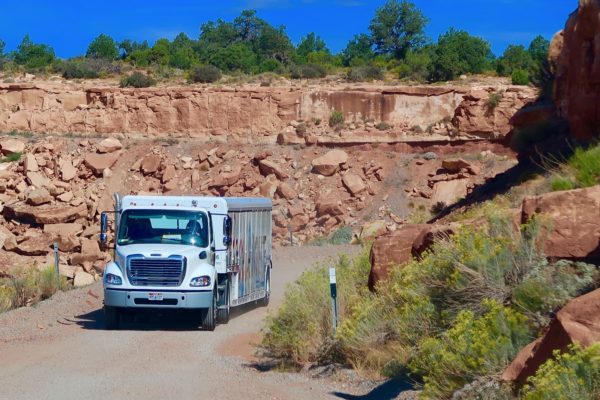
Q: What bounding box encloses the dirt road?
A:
[0,245,368,400]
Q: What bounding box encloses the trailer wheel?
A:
[259,264,271,307]
[201,289,217,331]
[217,279,230,324]
[104,306,120,330]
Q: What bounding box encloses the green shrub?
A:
[329,110,345,128]
[376,122,391,131]
[1,152,22,163]
[451,377,514,400]
[522,343,600,400]
[346,65,384,82]
[0,265,67,311]
[120,72,156,88]
[512,68,530,85]
[329,226,353,245]
[340,209,549,375]
[188,65,222,83]
[568,144,600,188]
[397,49,432,82]
[262,250,372,367]
[0,285,14,313]
[289,63,327,79]
[550,176,576,192]
[58,58,121,79]
[257,59,283,74]
[411,300,531,399]
[61,61,100,79]
[512,259,596,327]
[488,92,503,110]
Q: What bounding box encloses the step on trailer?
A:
[100,195,272,330]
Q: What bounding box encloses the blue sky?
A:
[0,0,575,58]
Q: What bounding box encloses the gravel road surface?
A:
[0,245,369,400]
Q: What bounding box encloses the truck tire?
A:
[217,279,230,324]
[259,265,271,307]
[201,289,217,331]
[104,306,120,330]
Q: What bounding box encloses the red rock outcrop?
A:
[0,83,536,142]
[551,0,600,140]
[368,224,429,290]
[521,186,600,261]
[503,288,600,385]
[452,88,536,139]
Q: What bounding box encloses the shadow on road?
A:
[72,301,264,331]
[331,379,414,400]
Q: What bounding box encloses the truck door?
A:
[209,213,229,275]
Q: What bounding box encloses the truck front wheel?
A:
[104,306,120,330]
[217,279,230,324]
[201,289,217,331]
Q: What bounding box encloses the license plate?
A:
[148,292,163,301]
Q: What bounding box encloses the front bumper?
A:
[104,288,212,309]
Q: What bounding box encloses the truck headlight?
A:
[190,276,211,287]
[104,273,123,285]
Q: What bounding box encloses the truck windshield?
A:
[117,209,209,248]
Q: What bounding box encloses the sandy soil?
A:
[0,245,373,400]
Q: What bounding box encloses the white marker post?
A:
[329,267,338,335]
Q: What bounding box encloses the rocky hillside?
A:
[0,133,517,284]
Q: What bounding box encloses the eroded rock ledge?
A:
[0,83,536,143]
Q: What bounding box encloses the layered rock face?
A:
[552,0,600,140]
[0,83,535,143]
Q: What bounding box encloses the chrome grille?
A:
[127,256,185,287]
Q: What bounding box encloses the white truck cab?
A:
[101,194,272,330]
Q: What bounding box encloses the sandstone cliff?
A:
[0,82,535,143]
[551,0,600,140]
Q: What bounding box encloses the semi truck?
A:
[100,194,273,330]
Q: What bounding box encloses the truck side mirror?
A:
[223,216,232,236]
[100,213,108,248]
[223,216,232,248]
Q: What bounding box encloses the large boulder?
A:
[26,188,52,206]
[43,223,84,237]
[431,179,469,206]
[503,288,600,385]
[59,158,77,182]
[23,153,39,172]
[258,160,288,180]
[70,238,104,266]
[74,271,95,287]
[0,225,17,251]
[14,233,53,256]
[315,194,344,217]
[0,138,26,155]
[276,182,297,200]
[342,173,366,196]
[441,158,472,173]
[521,186,600,260]
[209,165,242,188]
[311,150,348,176]
[84,152,119,175]
[97,138,122,153]
[140,154,161,175]
[368,224,429,291]
[4,203,88,224]
[551,1,600,140]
